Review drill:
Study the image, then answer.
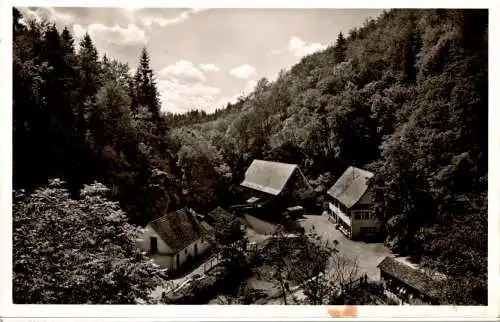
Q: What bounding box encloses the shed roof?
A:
[240,160,298,195]
[206,207,234,225]
[377,256,442,300]
[246,197,260,204]
[149,208,210,254]
[327,166,374,208]
[200,221,214,233]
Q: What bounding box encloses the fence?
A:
[203,254,222,273]
[203,242,260,274]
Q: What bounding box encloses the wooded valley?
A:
[12,8,487,305]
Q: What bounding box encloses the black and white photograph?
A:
[2,2,498,319]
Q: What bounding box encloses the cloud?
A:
[288,36,327,57]
[158,79,221,114]
[242,80,258,96]
[72,23,147,46]
[18,7,74,26]
[72,24,86,43]
[159,60,207,84]
[190,8,208,14]
[199,63,220,72]
[215,94,240,109]
[267,49,283,56]
[157,59,222,114]
[139,8,206,28]
[229,64,256,79]
[211,79,256,110]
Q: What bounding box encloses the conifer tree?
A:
[333,32,347,63]
[77,33,101,101]
[132,47,161,119]
[401,22,421,84]
[40,25,79,181]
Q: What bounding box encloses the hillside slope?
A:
[172,9,488,305]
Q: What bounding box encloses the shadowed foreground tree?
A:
[298,241,360,305]
[212,217,249,281]
[265,228,360,305]
[13,179,161,304]
[264,226,295,305]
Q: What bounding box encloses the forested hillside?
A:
[13,8,185,227]
[167,9,488,304]
[12,8,487,305]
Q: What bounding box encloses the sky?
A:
[17,7,384,115]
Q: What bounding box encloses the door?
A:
[150,237,158,254]
[360,226,377,236]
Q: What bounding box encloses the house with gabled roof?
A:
[377,256,445,305]
[327,166,381,239]
[141,208,212,271]
[240,160,313,209]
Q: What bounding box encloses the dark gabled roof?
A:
[240,160,298,195]
[377,256,442,300]
[327,166,374,208]
[149,208,209,253]
[200,221,214,234]
[206,207,233,225]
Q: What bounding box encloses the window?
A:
[352,210,373,221]
[184,249,188,254]
[362,210,372,220]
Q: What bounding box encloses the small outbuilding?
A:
[284,205,305,219]
[377,256,444,305]
[141,208,212,271]
[205,206,234,226]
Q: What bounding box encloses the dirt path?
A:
[150,254,221,300]
[298,214,393,281]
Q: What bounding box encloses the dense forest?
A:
[165,9,488,304]
[13,8,487,305]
